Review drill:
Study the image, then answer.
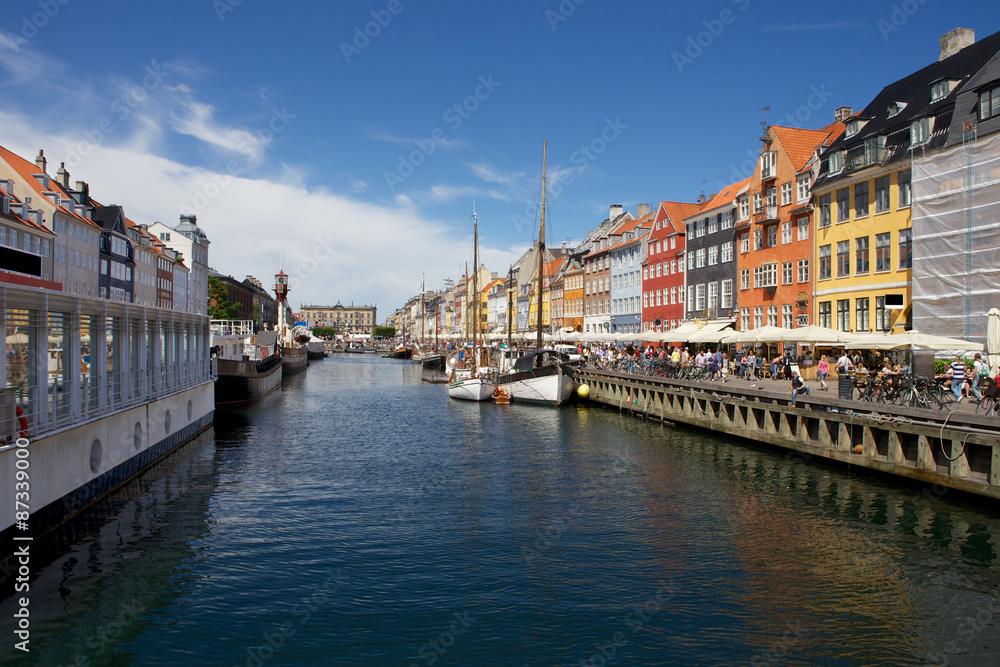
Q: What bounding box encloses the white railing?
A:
[210,320,255,337]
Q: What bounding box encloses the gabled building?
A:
[149,215,210,316]
[645,199,702,332]
[679,184,745,326]
[583,205,635,333]
[561,260,584,334]
[91,205,136,303]
[0,185,57,288]
[812,28,1000,338]
[738,121,844,332]
[608,206,654,335]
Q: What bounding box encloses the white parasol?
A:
[987,308,1000,377]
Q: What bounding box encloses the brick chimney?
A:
[940,28,974,61]
[610,204,623,220]
[835,106,852,123]
[34,149,46,173]
[56,162,69,189]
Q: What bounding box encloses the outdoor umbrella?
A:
[987,308,1000,377]
[846,331,984,351]
[776,325,855,345]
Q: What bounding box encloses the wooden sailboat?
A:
[496,142,574,406]
[449,205,497,401]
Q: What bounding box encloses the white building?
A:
[148,215,210,315]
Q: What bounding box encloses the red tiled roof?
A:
[2,192,54,234]
[658,200,701,226]
[0,144,97,228]
[771,125,837,172]
[699,178,751,211]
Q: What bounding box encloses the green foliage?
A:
[207,276,239,320]
[373,326,395,338]
[935,358,974,375]
[311,326,337,338]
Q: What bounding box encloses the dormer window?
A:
[980,85,1000,121]
[910,117,931,146]
[760,151,777,179]
[887,101,906,118]
[828,150,844,174]
[845,119,861,138]
[930,79,955,103]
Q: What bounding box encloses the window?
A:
[741,308,751,331]
[721,241,733,263]
[782,304,794,329]
[782,262,793,285]
[855,181,869,217]
[656,263,662,277]
[819,301,832,328]
[671,286,677,304]
[874,176,890,213]
[738,196,750,220]
[695,284,706,311]
[819,245,831,280]
[855,236,870,274]
[781,222,792,244]
[708,215,719,235]
[767,305,778,327]
[819,194,831,227]
[721,210,734,230]
[899,229,912,269]
[696,248,706,268]
[856,297,870,332]
[753,192,762,214]
[754,229,763,251]
[797,176,810,203]
[837,241,850,277]
[707,282,718,313]
[740,233,749,254]
[741,268,750,290]
[845,119,861,138]
[9,230,16,248]
[898,169,911,207]
[836,188,850,222]
[911,117,931,146]
[887,101,906,118]
[670,236,676,250]
[721,280,733,309]
[875,232,891,272]
[753,263,777,288]
[930,80,951,103]
[796,217,809,241]
[754,306,763,329]
[708,246,718,266]
[781,182,792,206]
[766,187,777,210]
[766,225,777,248]
[794,258,808,284]
[687,252,695,271]
[761,151,776,179]
[671,259,677,274]
[687,286,694,311]
[980,85,1000,121]
[828,151,844,173]
[836,299,850,331]
[875,296,888,331]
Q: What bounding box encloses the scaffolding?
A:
[912,129,1000,345]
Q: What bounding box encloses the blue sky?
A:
[2,0,998,314]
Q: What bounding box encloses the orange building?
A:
[736,123,843,334]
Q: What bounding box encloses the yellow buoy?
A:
[577,383,591,399]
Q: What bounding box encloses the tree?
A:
[374,326,395,338]
[208,276,239,320]
[312,326,337,338]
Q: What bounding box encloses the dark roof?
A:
[91,205,125,232]
[814,29,1000,189]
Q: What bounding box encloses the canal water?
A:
[5,355,1000,666]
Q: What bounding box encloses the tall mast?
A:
[420,274,425,345]
[536,141,546,351]
[506,264,513,352]
[472,205,479,371]
[464,262,469,345]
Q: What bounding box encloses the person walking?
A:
[949,355,967,402]
[971,353,986,402]
[817,354,829,391]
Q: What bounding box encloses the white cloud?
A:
[169,100,265,160]
[0,111,519,313]
[469,161,524,187]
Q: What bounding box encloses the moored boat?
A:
[497,348,575,406]
[212,322,283,406]
[421,353,449,383]
[307,336,326,360]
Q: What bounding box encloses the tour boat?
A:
[212,321,283,406]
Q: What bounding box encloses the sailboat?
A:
[496,142,575,406]
[448,207,497,401]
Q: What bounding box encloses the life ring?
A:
[15,405,27,439]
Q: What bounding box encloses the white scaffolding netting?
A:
[912,130,1000,346]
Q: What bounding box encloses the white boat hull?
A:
[499,368,574,406]
[448,377,497,401]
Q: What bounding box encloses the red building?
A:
[642,201,699,332]
[737,123,843,333]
